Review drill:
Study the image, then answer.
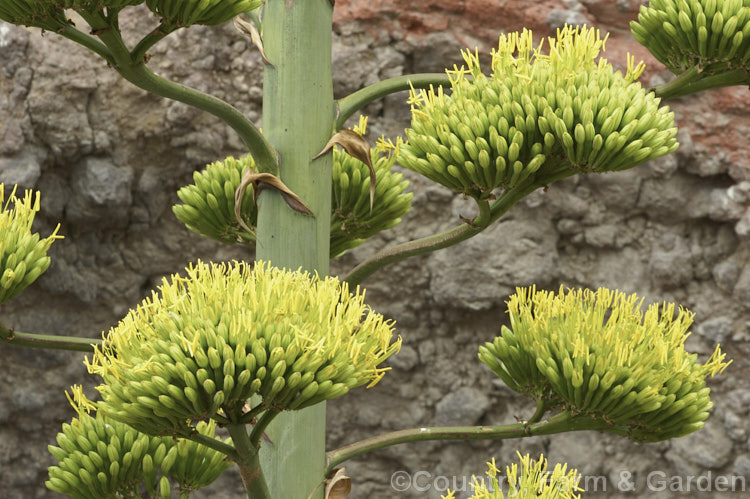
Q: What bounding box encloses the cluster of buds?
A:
[400,26,678,200]
[144,0,262,27]
[0,0,260,30]
[47,386,232,498]
[632,0,750,75]
[330,117,412,257]
[173,118,412,257]
[0,0,67,30]
[0,185,61,305]
[173,156,258,246]
[479,286,730,442]
[85,261,400,436]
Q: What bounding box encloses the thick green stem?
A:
[227,424,271,499]
[0,324,101,352]
[650,65,701,99]
[81,11,278,174]
[325,412,619,473]
[57,25,115,65]
[254,1,333,498]
[653,67,749,99]
[335,73,455,130]
[473,198,491,226]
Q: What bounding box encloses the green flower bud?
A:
[0,0,67,30]
[145,0,262,27]
[61,0,144,12]
[330,117,413,257]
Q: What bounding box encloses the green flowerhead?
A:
[632,0,750,75]
[0,0,260,33]
[86,261,400,436]
[0,0,148,29]
[47,386,233,499]
[173,155,257,246]
[0,184,62,305]
[479,286,730,442]
[400,26,678,199]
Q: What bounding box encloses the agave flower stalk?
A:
[253,2,337,497]
[0,0,739,497]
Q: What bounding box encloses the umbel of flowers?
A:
[172,117,412,257]
[46,386,233,499]
[0,184,62,305]
[85,261,400,437]
[442,453,583,499]
[479,286,730,442]
[399,26,678,200]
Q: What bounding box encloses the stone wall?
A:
[1,1,748,498]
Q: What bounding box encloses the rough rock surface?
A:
[1,1,749,498]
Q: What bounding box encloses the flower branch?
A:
[343,175,557,286]
[249,410,280,448]
[80,10,279,174]
[0,323,101,352]
[131,22,179,64]
[57,24,115,65]
[654,67,749,100]
[188,432,239,461]
[325,411,619,474]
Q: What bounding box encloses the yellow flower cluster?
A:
[86,261,401,436]
[400,26,677,199]
[443,453,583,499]
[479,286,730,441]
[0,184,62,305]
